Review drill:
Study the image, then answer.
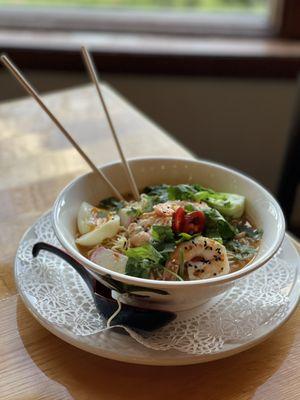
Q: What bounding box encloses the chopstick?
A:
[0,54,124,201]
[81,46,140,201]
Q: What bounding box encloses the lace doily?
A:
[15,212,296,356]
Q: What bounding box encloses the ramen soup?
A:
[75,184,263,281]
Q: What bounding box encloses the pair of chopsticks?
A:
[0,47,139,202]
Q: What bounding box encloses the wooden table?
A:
[0,84,299,400]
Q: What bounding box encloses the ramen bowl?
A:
[52,157,285,312]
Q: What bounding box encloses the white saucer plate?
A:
[15,214,300,366]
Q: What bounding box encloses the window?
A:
[0,1,299,78]
[0,1,277,37]
[0,0,270,13]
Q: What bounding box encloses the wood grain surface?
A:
[0,84,299,400]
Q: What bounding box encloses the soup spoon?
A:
[32,242,176,332]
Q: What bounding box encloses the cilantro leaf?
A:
[143,184,170,204]
[151,225,174,242]
[151,225,176,263]
[126,244,162,264]
[203,227,223,244]
[237,224,263,241]
[125,244,163,279]
[226,240,257,261]
[204,208,236,241]
[126,207,142,218]
[125,258,153,279]
[167,184,200,201]
[144,184,205,203]
[98,197,125,211]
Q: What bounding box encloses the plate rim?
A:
[14,211,300,366]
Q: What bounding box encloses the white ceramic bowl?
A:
[52,157,285,311]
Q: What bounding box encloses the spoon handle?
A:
[32,242,95,294]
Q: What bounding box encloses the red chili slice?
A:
[172,207,186,233]
[182,210,205,235]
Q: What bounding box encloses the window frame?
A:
[278,0,300,39]
[0,0,299,78]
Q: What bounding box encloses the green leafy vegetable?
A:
[156,241,176,257]
[143,184,170,204]
[184,204,196,212]
[151,225,176,262]
[177,232,192,241]
[99,197,125,211]
[237,224,263,241]
[204,208,236,241]
[144,184,205,204]
[126,244,162,264]
[226,240,257,261]
[125,258,154,279]
[167,184,200,201]
[204,227,223,244]
[140,194,154,212]
[175,232,201,244]
[151,225,174,242]
[195,191,245,219]
[118,194,153,226]
[126,207,142,218]
[125,244,163,279]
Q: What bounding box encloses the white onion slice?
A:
[76,215,120,247]
[77,201,97,235]
[90,247,127,274]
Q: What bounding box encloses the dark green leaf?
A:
[143,184,170,204]
[125,244,163,279]
[237,225,263,241]
[204,227,223,244]
[144,184,208,203]
[126,207,142,218]
[125,258,153,279]
[226,240,257,261]
[126,244,162,264]
[98,197,125,211]
[204,208,237,241]
[151,225,176,263]
[167,184,199,201]
[153,242,176,264]
[151,225,174,242]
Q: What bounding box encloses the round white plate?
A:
[15,214,300,366]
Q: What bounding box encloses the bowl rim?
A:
[52,156,286,288]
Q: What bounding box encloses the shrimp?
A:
[164,236,230,281]
[153,201,181,217]
[139,200,209,229]
[153,200,209,217]
[138,212,172,229]
[128,223,151,247]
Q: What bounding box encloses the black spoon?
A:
[32,242,176,332]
